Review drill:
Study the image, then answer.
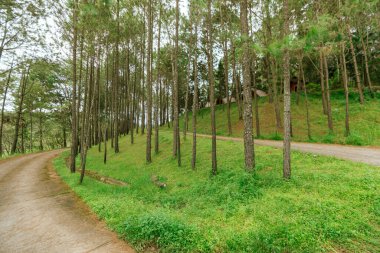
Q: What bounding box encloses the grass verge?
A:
[54,131,380,252]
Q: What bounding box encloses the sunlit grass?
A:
[54,131,380,252]
[179,91,380,146]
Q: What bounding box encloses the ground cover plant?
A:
[54,132,380,252]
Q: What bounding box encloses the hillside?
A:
[179,91,380,146]
[54,132,380,252]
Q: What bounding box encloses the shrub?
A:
[345,133,364,146]
[322,133,335,144]
[122,212,209,252]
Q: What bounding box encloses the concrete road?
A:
[196,133,380,166]
[0,150,134,253]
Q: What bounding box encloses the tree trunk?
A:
[300,56,311,140]
[174,0,181,166]
[241,0,255,171]
[141,13,146,135]
[29,108,33,151]
[282,0,291,179]
[319,49,328,115]
[220,3,232,136]
[207,0,217,174]
[70,0,78,173]
[341,43,350,136]
[146,0,153,163]
[0,65,13,156]
[80,53,96,184]
[39,108,43,151]
[271,59,281,129]
[231,42,242,120]
[183,55,191,140]
[114,0,120,153]
[154,4,162,154]
[11,67,29,154]
[323,50,333,132]
[191,22,198,170]
[251,59,260,138]
[360,35,373,96]
[347,24,364,104]
[104,48,109,164]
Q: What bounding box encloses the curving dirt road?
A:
[0,150,134,253]
[195,133,380,166]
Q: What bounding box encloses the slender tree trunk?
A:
[174,0,181,166]
[323,50,333,132]
[271,59,281,129]
[141,13,146,135]
[70,0,78,173]
[341,43,350,136]
[251,59,261,138]
[360,35,373,96]
[347,24,364,104]
[39,108,43,151]
[131,47,137,145]
[146,0,153,163]
[77,32,84,155]
[183,63,190,140]
[80,53,95,184]
[282,0,291,179]
[232,42,242,120]
[114,0,120,153]
[154,5,162,154]
[319,49,327,115]
[220,3,232,136]
[21,120,25,153]
[300,56,311,140]
[241,0,255,171]
[296,59,302,105]
[11,67,29,154]
[191,23,198,170]
[0,65,13,156]
[207,0,217,174]
[104,83,108,164]
[29,108,33,151]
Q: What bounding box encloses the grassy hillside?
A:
[54,132,380,252]
[179,91,380,146]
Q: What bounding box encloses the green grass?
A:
[179,91,380,146]
[54,131,380,252]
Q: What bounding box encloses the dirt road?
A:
[0,150,134,253]
[195,133,380,166]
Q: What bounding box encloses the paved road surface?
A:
[195,133,380,166]
[0,150,134,253]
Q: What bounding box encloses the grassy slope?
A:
[54,132,380,252]
[180,91,380,146]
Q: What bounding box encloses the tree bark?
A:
[319,49,328,115]
[0,64,13,156]
[207,0,217,174]
[360,35,373,96]
[191,22,198,170]
[282,0,291,179]
[300,56,311,140]
[174,0,181,166]
[11,67,29,154]
[146,0,153,163]
[341,43,350,136]
[241,0,255,171]
[271,59,281,129]
[70,0,78,173]
[347,24,364,104]
[39,108,43,151]
[231,42,242,120]
[154,4,162,154]
[323,50,333,132]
